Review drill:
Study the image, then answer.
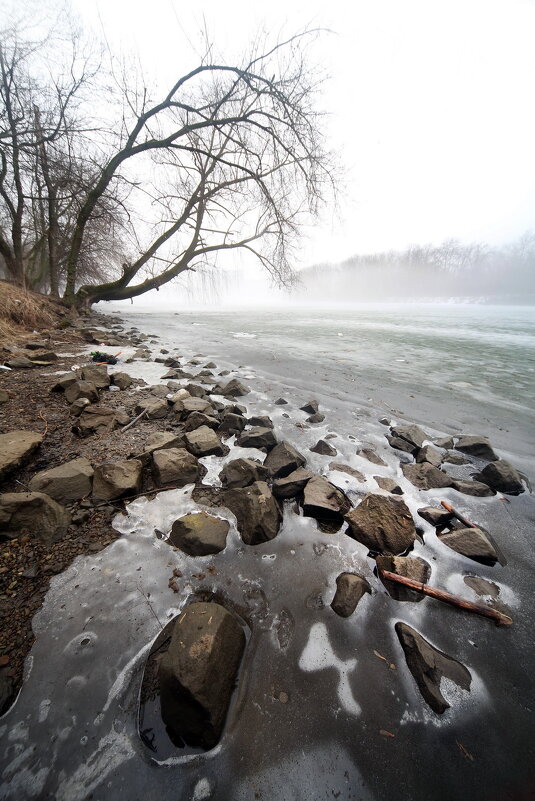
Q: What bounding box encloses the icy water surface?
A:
[1,304,534,801]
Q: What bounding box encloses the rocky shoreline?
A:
[0,308,528,752]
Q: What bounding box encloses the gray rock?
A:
[358,448,386,466]
[438,527,498,565]
[219,458,269,489]
[345,493,416,555]
[302,476,351,525]
[219,379,250,397]
[300,400,319,415]
[443,452,470,465]
[386,434,418,455]
[452,479,494,497]
[169,512,229,555]
[330,573,371,617]
[152,448,202,486]
[434,436,454,449]
[455,436,497,461]
[80,364,110,389]
[0,492,70,542]
[310,439,337,456]
[236,427,277,452]
[28,457,93,502]
[28,350,57,363]
[474,460,525,495]
[390,424,428,449]
[247,415,274,429]
[417,506,453,526]
[0,430,43,481]
[174,397,215,417]
[376,555,431,602]
[184,412,220,433]
[111,372,134,390]
[92,459,143,500]
[218,413,247,434]
[64,380,99,405]
[204,362,217,369]
[272,467,314,499]
[150,385,170,398]
[416,445,443,468]
[222,481,281,545]
[185,426,227,457]
[76,405,117,436]
[264,441,306,478]
[395,622,471,714]
[135,397,168,419]
[329,462,365,482]
[463,575,500,598]
[401,462,454,490]
[374,476,403,494]
[274,398,288,405]
[306,413,325,423]
[159,602,245,748]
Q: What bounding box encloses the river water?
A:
[0,303,534,801]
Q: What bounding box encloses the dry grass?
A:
[0,281,59,344]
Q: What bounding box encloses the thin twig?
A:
[37,410,49,437]
[120,408,147,433]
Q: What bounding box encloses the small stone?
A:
[434,436,454,449]
[416,445,443,468]
[274,398,288,405]
[330,573,371,617]
[64,380,99,404]
[452,479,494,497]
[306,413,325,423]
[310,439,337,456]
[417,506,452,526]
[135,397,168,419]
[300,400,319,415]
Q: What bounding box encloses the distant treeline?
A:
[301,233,535,302]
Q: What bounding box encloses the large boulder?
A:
[219,458,269,489]
[272,467,314,499]
[376,555,431,602]
[345,493,416,555]
[184,426,227,457]
[222,481,281,545]
[236,427,277,452]
[0,430,43,481]
[152,448,202,486]
[302,476,351,525]
[474,460,525,495]
[92,459,142,501]
[76,405,117,436]
[395,622,471,714]
[28,457,93,502]
[437,527,498,565]
[263,441,306,478]
[169,512,229,555]
[330,573,371,617]
[401,463,454,490]
[455,436,497,461]
[80,364,110,389]
[159,602,246,749]
[0,492,70,542]
[64,380,99,405]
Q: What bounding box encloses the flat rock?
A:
[152,448,203,487]
[0,430,43,481]
[222,481,281,545]
[64,380,99,404]
[92,459,142,500]
[374,476,403,494]
[76,405,117,436]
[452,479,494,497]
[29,457,93,502]
[329,462,365,482]
[310,439,337,456]
[401,463,454,490]
[185,426,227,457]
[169,512,229,555]
[345,493,416,555]
[396,623,471,714]
[417,506,453,526]
[159,602,245,749]
[416,445,443,468]
[263,441,306,478]
[376,555,431,602]
[69,398,91,417]
[135,432,186,464]
[330,573,371,617]
[300,400,319,415]
[0,492,70,542]
[390,424,428,449]
[219,458,269,489]
[135,397,168,419]
[6,356,34,368]
[437,527,498,565]
[474,460,525,495]
[455,436,497,461]
[358,448,386,466]
[302,476,351,525]
[236,427,277,452]
[463,575,500,598]
[80,364,110,388]
[272,467,314,498]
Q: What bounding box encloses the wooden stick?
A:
[379,569,513,626]
[120,408,147,433]
[440,500,475,528]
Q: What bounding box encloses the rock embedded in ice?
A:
[330,573,371,617]
[236,426,277,452]
[401,462,454,490]
[306,413,325,423]
[264,441,306,478]
[443,451,470,465]
[417,506,453,526]
[159,602,246,749]
[455,435,498,461]
[219,378,250,397]
[92,459,143,501]
[415,444,444,468]
[222,480,282,545]
[0,491,70,542]
[395,622,471,714]
[376,555,431,602]
[29,457,94,502]
[345,493,416,555]
[152,448,203,486]
[272,467,315,499]
[386,434,419,455]
[247,415,274,429]
[300,399,319,415]
[0,429,43,480]
[434,436,454,450]
[451,478,494,497]
[219,458,269,489]
[437,527,499,565]
[474,460,525,495]
[329,462,365,482]
[463,575,500,598]
[184,425,228,457]
[310,439,337,457]
[274,397,288,405]
[358,448,387,466]
[374,476,403,495]
[217,413,247,435]
[302,476,352,525]
[169,512,229,555]
[390,424,428,450]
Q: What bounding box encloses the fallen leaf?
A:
[457,742,475,761]
[379,730,395,738]
[373,650,388,663]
